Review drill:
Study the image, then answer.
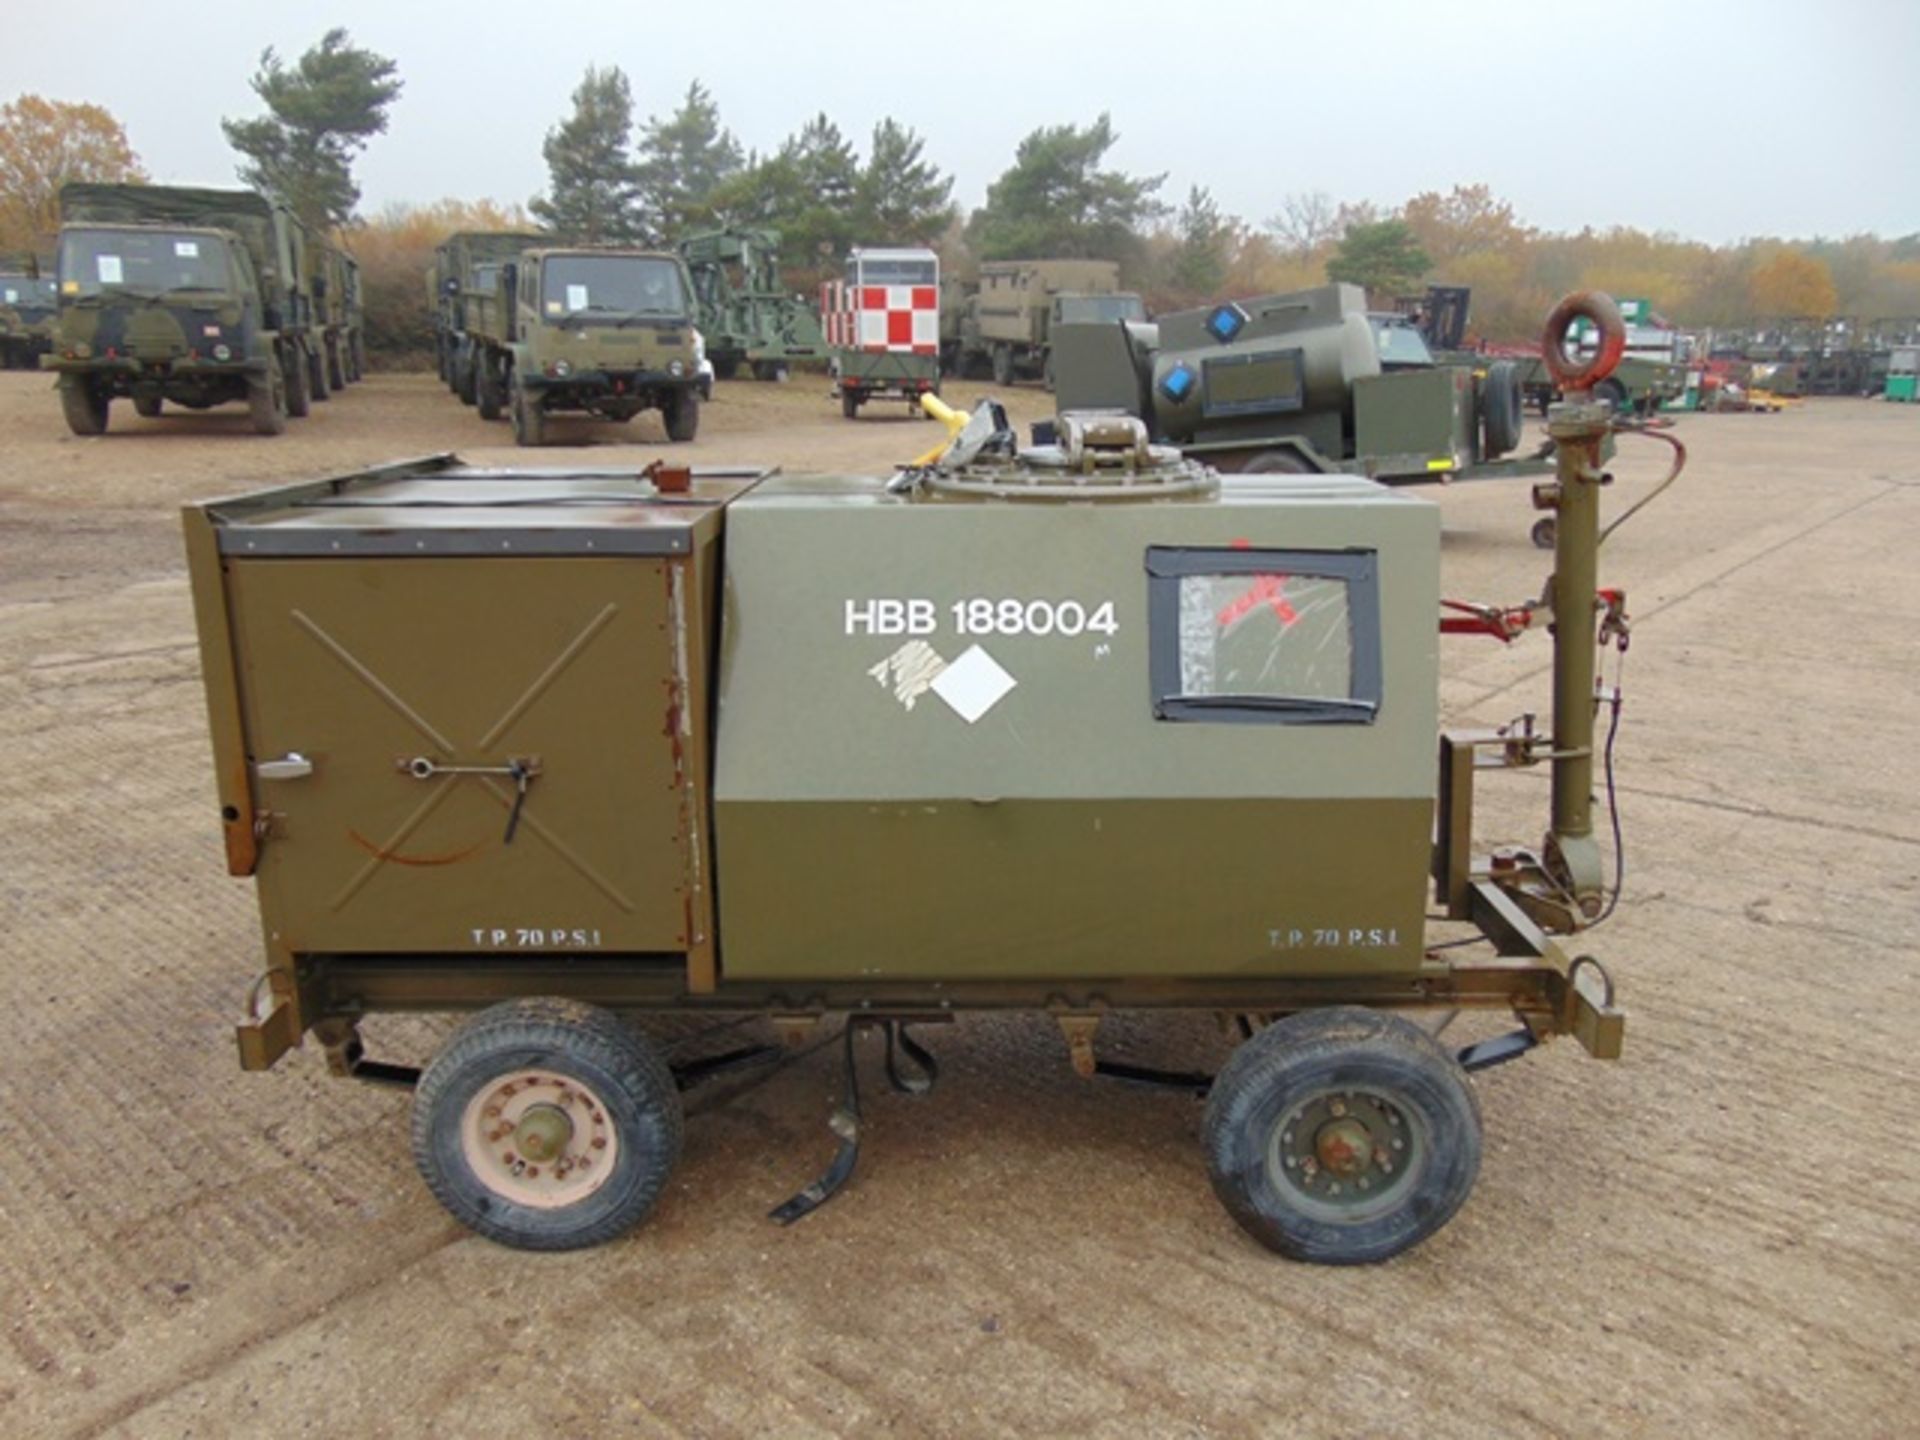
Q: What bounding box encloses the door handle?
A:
[255,753,313,781]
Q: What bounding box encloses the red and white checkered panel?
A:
[820,280,937,355]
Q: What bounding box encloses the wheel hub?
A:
[512,1103,574,1163]
[459,1070,619,1209]
[1270,1088,1419,1220]
[1314,1117,1374,1178]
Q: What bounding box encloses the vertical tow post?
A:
[1534,290,1627,922]
[1543,399,1610,916]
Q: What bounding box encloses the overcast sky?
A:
[6,0,1916,244]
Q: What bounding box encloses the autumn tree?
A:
[351,198,533,360]
[1164,186,1233,302]
[966,115,1165,267]
[1747,248,1838,318]
[532,67,643,244]
[0,95,145,256]
[1265,190,1340,261]
[634,81,743,243]
[221,28,401,229]
[1326,219,1430,300]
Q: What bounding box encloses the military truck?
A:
[430,230,543,398]
[307,240,363,392]
[942,258,1146,387]
[0,268,57,369]
[45,184,318,436]
[1053,282,1533,481]
[180,295,1651,1265]
[823,246,942,418]
[679,226,826,381]
[463,246,702,445]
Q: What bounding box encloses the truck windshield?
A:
[854,257,937,286]
[542,256,687,319]
[1057,295,1146,324]
[1,275,56,311]
[471,263,502,292]
[58,229,232,298]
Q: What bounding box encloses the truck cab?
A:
[0,271,57,368]
[495,248,702,447]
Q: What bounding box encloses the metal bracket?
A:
[1455,1028,1539,1072]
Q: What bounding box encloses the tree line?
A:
[4,27,1918,365]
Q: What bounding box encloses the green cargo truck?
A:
[431,230,544,399]
[0,269,56,369]
[45,184,318,435]
[463,246,703,445]
[942,258,1146,386]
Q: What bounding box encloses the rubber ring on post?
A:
[1541,291,1627,391]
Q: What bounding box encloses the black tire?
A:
[349,332,365,383]
[1481,360,1524,456]
[326,335,346,393]
[412,999,683,1251]
[133,393,162,419]
[248,364,287,436]
[436,335,450,384]
[59,377,109,436]
[1202,1007,1482,1265]
[1594,376,1628,412]
[1531,516,1557,551]
[712,355,739,381]
[841,389,860,420]
[475,351,502,421]
[1243,448,1314,475]
[663,387,699,442]
[309,340,331,402]
[511,377,546,447]
[991,343,1013,387]
[284,345,311,418]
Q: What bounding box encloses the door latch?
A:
[255,753,313,781]
[400,756,542,844]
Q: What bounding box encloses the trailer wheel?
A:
[284,346,311,418]
[133,394,162,419]
[991,343,1014,387]
[1203,1006,1482,1264]
[663,387,700,442]
[1531,516,1557,550]
[1595,377,1628,412]
[248,364,288,436]
[308,341,331,403]
[412,999,683,1251]
[1481,360,1524,456]
[841,389,860,420]
[59,377,109,436]
[457,346,478,407]
[511,377,547,447]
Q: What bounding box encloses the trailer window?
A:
[1056,294,1146,324]
[855,256,937,286]
[1146,547,1381,724]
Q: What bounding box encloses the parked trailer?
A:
[823,246,941,418]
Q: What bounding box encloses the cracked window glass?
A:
[1177,572,1353,701]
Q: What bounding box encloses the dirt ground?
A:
[1,372,1915,1439]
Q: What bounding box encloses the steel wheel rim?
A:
[459,1068,620,1210]
[1265,1086,1429,1225]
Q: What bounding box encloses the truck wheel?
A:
[1480,360,1524,456]
[412,999,683,1251]
[663,388,700,442]
[991,343,1013,387]
[841,389,860,420]
[1531,516,1557,551]
[1203,1006,1482,1265]
[511,378,547,447]
[327,335,346,393]
[248,365,288,436]
[133,394,163,419]
[284,347,311,418]
[59,378,109,436]
[1594,377,1628,412]
[308,341,331,402]
[349,332,366,383]
[751,360,790,383]
[475,355,502,421]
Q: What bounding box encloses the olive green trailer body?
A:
[0,270,56,368]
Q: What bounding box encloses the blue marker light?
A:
[1206,304,1248,343]
[1161,363,1196,402]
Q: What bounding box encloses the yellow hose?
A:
[906,393,971,467]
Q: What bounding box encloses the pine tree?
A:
[965,115,1164,266]
[1167,186,1232,299]
[634,81,743,244]
[530,67,643,244]
[855,119,954,245]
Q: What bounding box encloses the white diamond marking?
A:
[929,644,1016,724]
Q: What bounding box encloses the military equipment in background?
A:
[308,242,364,391]
[1885,346,1918,402]
[941,258,1146,387]
[1053,282,1534,481]
[822,246,941,418]
[46,184,322,436]
[0,267,57,369]
[678,226,826,381]
[431,230,544,401]
[182,294,1657,1266]
[461,246,703,445]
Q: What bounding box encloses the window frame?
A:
[1145,545,1383,726]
